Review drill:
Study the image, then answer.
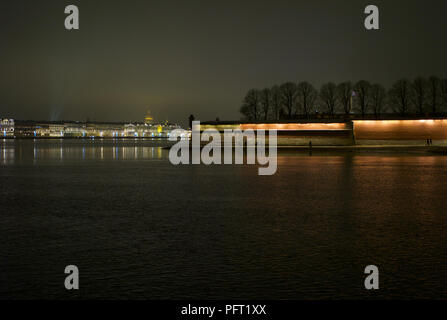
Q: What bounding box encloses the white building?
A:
[0,119,14,137]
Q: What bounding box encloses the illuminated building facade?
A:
[4,119,181,138]
[36,123,66,137]
[13,121,36,137]
[0,119,14,137]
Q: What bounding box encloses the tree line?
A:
[239,77,447,120]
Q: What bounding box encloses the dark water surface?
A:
[1,139,446,299]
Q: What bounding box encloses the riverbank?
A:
[278,145,447,154]
[162,144,447,155]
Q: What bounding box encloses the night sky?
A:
[1,0,446,125]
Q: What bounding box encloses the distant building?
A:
[86,122,124,138]
[14,120,36,137]
[0,119,14,137]
[63,122,86,137]
[5,113,182,139]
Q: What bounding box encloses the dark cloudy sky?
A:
[1,0,446,125]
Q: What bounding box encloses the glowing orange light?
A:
[353,119,447,140]
[240,123,347,131]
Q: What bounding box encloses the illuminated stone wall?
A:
[353,120,447,145]
[201,119,447,146]
[200,122,355,146]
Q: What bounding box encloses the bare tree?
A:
[271,85,282,120]
[297,81,317,118]
[337,81,353,115]
[319,82,338,117]
[280,82,298,119]
[370,84,386,117]
[411,77,428,115]
[260,88,271,120]
[240,89,261,121]
[388,79,412,116]
[441,79,447,110]
[239,75,447,120]
[354,80,371,117]
[428,76,441,114]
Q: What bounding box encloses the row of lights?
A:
[27,131,167,138]
[354,119,442,125]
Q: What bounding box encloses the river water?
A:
[0,139,446,299]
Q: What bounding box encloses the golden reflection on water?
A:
[0,140,169,163]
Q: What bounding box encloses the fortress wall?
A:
[199,123,354,146]
[276,136,353,146]
[200,119,447,146]
[353,120,447,145]
[239,123,351,131]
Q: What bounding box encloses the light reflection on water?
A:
[1,140,447,299]
[0,139,168,163]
